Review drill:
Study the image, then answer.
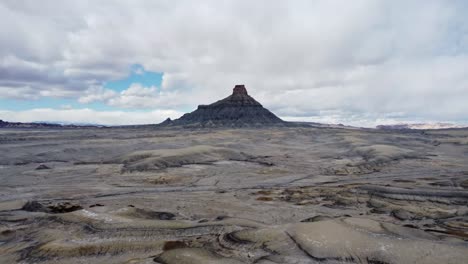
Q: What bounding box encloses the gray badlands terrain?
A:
[1,126,468,264]
[1,88,467,263]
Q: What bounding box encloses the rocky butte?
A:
[161,85,284,127]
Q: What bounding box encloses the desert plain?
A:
[0,126,467,263]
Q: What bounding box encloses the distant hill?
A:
[377,123,467,130]
[0,120,104,128]
[33,121,105,127]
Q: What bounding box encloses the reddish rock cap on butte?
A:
[233,85,248,95]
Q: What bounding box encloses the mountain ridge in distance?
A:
[377,122,467,130]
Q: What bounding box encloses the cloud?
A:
[0,0,467,125]
[107,84,159,108]
[78,86,116,104]
[78,83,186,109]
[0,86,38,100]
[0,106,457,128]
[0,108,183,126]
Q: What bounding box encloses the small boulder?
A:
[35,164,51,170]
[391,209,420,221]
[47,202,83,213]
[22,201,46,212]
[22,200,82,213]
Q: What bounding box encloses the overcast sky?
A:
[1,0,467,127]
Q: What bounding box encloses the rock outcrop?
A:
[161,85,284,127]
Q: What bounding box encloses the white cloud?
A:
[60,104,73,110]
[78,83,186,109]
[0,0,467,125]
[107,84,158,108]
[0,86,38,100]
[0,108,183,126]
[78,86,116,104]
[0,106,465,128]
[281,110,467,128]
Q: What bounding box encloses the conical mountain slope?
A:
[163,85,284,127]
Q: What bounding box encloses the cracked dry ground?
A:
[0,127,467,263]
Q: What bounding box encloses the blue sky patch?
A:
[0,64,164,111]
[104,64,163,92]
[0,98,118,111]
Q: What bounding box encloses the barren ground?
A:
[0,127,467,263]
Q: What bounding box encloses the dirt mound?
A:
[117,145,252,172]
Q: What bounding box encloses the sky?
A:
[0,0,467,127]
